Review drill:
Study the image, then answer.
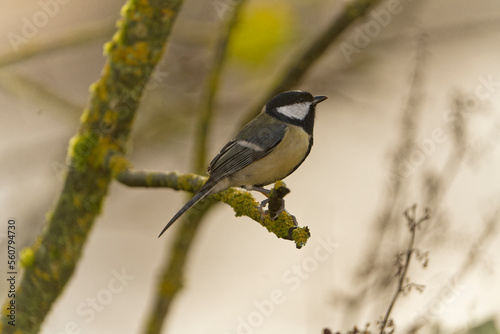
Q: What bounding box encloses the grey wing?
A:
[207,118,287,182]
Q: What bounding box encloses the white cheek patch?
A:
[237,140,264,152]
[276,102,311,120]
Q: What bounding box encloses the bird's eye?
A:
[296,96,305,103]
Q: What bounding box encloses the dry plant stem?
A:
[405,207,499,333]
[117,169,310,248]
[379,221,415,334]
[379,207,430,334]
[241,0,384,125]
[422,93,470,216]
[340,36,428,324]
[364,35,427,272]
[0,1,184,332]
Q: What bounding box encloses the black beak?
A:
[313,95,328,104]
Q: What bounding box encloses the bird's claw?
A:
[259,198,269,222]
[258,183,293,223]
[258,194,286,221]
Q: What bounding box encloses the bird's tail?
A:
[158,185,214,238]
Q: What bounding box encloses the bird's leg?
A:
[242,186,272,221]
[268,197,284,219]
[248,183,291,222]
[244,185,271,197]
[259,198,269,222]
[267,185,290,219]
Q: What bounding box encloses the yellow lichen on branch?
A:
[116,168,311,248]
[0,1,184,333]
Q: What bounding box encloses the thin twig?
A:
[363,34,428,271]
[0,17,116,68]
[141,200,214,334]
[193,0,246,172]
[422,92,471,216]
[379,206,430,334]
[405,206,499,334]
[338,34,428,321]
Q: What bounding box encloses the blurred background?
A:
[1,0,500,333]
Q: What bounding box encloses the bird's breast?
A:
[229,125,311,187]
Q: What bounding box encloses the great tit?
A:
[159,90,327,237]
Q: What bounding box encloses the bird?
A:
[158,90,327,237]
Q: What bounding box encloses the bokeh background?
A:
[1,0,500,333]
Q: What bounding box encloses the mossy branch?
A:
[0,1,183,332]
[117,168,311,249]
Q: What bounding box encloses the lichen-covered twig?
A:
[117,169,311,248]
[0,1,184,332]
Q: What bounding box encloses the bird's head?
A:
[265,90,327,134]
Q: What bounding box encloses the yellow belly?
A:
[228,125,311,187]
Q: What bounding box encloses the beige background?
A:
[1,0,499,333]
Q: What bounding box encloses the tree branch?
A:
[117,168,311,249]
[0,1,184,332]
[141,200,215,334]
[240,0,384,125]
[141,4,259,332]
[339,34,428,320]
[0,17,116,68]
[193,0,246,172]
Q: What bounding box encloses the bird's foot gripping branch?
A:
[258,181,300,236]
[116,168,310,248]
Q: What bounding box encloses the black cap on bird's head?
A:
[265,90,327,135]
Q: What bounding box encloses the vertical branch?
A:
[360,34,428,274]
[0,1,183,332]
[194,0,246,172]
[142,199,215,334]
[322,206,430,334]
[422,92,471,215]
[406,206,499,333]
[142,2,246,334]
